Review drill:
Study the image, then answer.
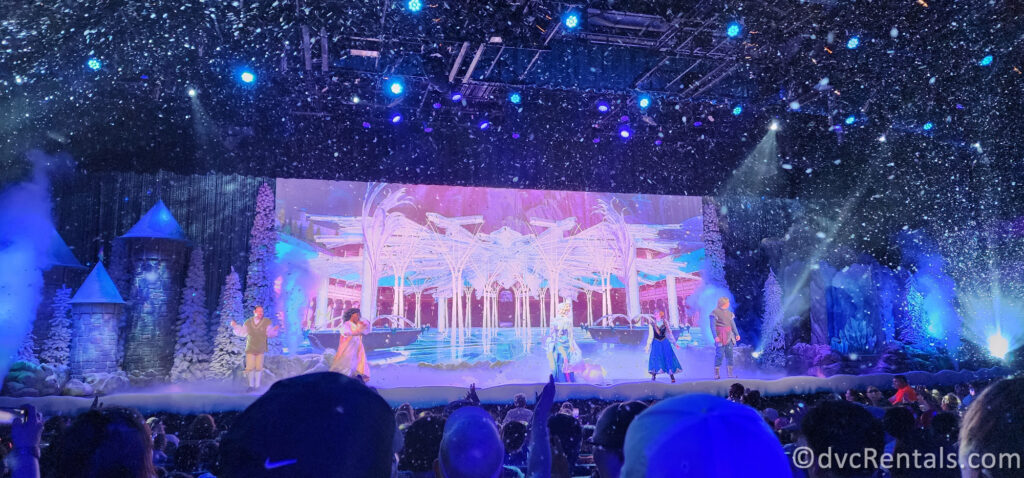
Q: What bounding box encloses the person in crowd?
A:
[548,412,584,476]
[53,406,157,478]
[185,414,218,441]
[940,393,960,413]
[503,393,533,425]
[960,382,979,409]
[709,297,741,379]
[152,432,170,467]
[231,305,281,392]
[396,410,414,430]
[845,388,867,404]
[801,400,885,478]
[742,390,764,410]
[889,375,918,404]
[645,310,682,382]
[929,411,959,450]
[621,394,790,477]
[397,403,416,420]
[959,377,1024,478]
[915,386,941,429]
[330,308,371,382]
[590,401,648,478]
[443,383,481,417]
[219,372,399,478]
[399,415,446,478]
[434,406,504,478]
[10,404,43,478]
[727,383,746,403]
[866,386,888,407]
[546,302,582,383]
[501,420,530,472]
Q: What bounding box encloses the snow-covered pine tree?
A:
[702,199,727,288]
[171,248,211,382]
[244,183,276,315]
[16,331,38,364]
[900,276,930,349]
[760,269,787,368]
[210,267,245,380]
[40,284,73,366]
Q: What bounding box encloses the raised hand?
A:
[12,404,43,449]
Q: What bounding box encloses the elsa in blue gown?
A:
[646,314,682,382]
[547,302,582,383]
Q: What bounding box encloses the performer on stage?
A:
[710,297,740,379]
[645,311,682,382]
[231,305,280,392]
[330,308,370,382]
[546,302,582,383]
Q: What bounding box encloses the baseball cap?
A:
[621,394,791,478]
[219,372,398,478]
[589,401,649,451]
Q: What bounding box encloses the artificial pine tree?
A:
[210,267,245,380]
[900,276,930,349]
[244,183,277,315]
[40,285,73,366]
[171,248,211,382]
[760,269,787,368]
[16,331,38,364]
[702,199,728,287]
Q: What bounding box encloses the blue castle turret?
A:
[118,200,191,380]
[69,262,125,378]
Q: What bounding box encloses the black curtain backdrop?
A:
[51,171,270,314]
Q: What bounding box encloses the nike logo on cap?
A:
[264,458,298,470]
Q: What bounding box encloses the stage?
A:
[1,367,1006,415]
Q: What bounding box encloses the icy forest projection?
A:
[275,179,705,361]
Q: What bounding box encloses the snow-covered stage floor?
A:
[2,367,1007,415]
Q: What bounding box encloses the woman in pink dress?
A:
[330,308,370,382]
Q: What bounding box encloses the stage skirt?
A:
[648,339,682,374]
[553,349,577,383]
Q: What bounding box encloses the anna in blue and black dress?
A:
[646,314,683,382]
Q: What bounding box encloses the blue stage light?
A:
[923,122,933,131]
[424,126,433,133]
[638,95,651,109]
[407,0,422,12]
[988,333,1009,359]
[391,113,403,124]
[618,125,631,139]
[597,101,609,113]
[732,105,743,116]
[726,22,741,38]
[563,11,580,29]
[979,55,993,66]
[479,120,491,130]
[509,92,522,104]
[187,88,197,98]
[846,36,860,49]
[240,70,255,83]
[512,133,520,139]
[387,79,404,96]
[451,92,463,102]
[87,58,102,71]
[845,115,856,125]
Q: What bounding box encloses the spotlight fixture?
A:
[451,92,463,102]
[732,105,743,116]
[922,122,934,131]
[979,55,993,66]
[187,88,197,98]
[637,94,651,109]
[844,115,856,125]
[352,95,361,104]
[407,0,422,12]
[563,10,581,29]
[387,79,404,96]
[726,22,741,38]
[618,125,632,139]
[479,120,491,130]
[769,121,780,131]
[509,92,522,104]
[596,101,610,113]
[87,57,102,71]
[878,135,887,142]
[239,70,256,83]
[846,36,860,49]
[391,113,403,124]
